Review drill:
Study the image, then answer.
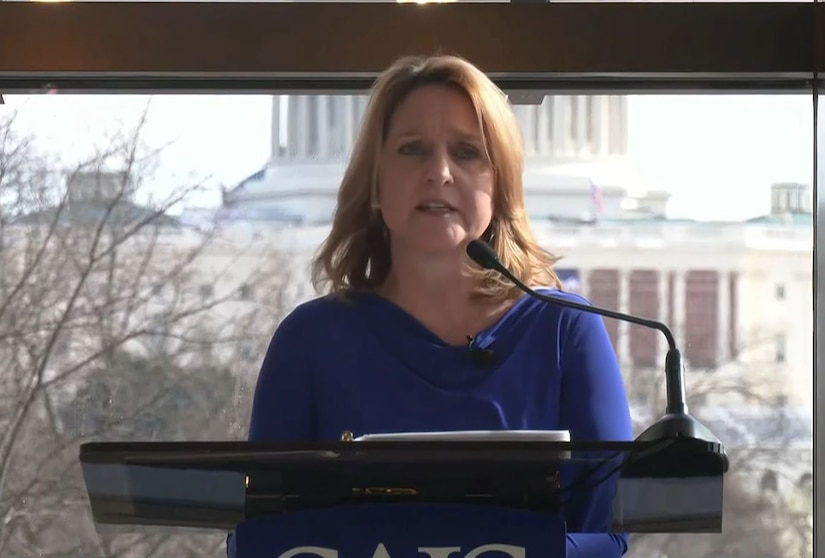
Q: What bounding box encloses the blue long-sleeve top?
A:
[241,288,633,558]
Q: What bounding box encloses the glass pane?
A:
[0,90,813,557]
[814,84,824,558]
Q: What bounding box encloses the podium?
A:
[79,437,727,558]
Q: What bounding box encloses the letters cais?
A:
[277,543,527,558]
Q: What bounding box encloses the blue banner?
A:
[230,504,565,558]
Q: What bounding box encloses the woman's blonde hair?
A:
[311,53,561,301]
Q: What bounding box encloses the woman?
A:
[241,54,633,557]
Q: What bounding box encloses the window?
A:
[683,270,720,369]
[776,333,787,364]
[0,4,816,558]
[0,92,814,558]
[628,269,659,369]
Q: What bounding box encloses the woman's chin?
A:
[392,224,485,256]
[408,234,472,255]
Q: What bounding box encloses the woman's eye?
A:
[398,143,424,155]
[455,145,479,159]
[396,142,479,159]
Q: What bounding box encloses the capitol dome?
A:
[219,93,667,225]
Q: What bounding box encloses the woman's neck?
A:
[378,253,510,346]
[382,247,469,296]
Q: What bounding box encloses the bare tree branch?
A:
[0,105,299,558]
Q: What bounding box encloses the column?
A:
[287,95,299,159]
[537,98,550,157]
[597,96,610,157]
[728,272,738,359]
[318,95,330,160]
[524,106,537,156]
[297,95,310,159]
[331,96,343,157]
[673,270,687,351]
[578,268,590,299]
[554,96,568,157]
[717,270,730,364]
[576,95,588,157]
[657,269,670,363]
[608,96,623,156]
[270,96,281,161]
[618,269,631,366]
[590,95,601,158]
[344,96,356,155]
[567,96,578,157]
[307,96,318,157]
[358,95,369,120]
[616,96,628,155]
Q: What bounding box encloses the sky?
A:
[1,93,815,221]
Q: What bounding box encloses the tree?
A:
[622,325,812,558]
[0,108,298,557]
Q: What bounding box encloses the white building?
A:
[198,92,812,411]
[218,94,669,224]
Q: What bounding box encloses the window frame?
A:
[0,0,822,551]
[0,2,821,94]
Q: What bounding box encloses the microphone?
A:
[466,238,726,453]
[467,336,496,366]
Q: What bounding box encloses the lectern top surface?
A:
[78,438,727,535]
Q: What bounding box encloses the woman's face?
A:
[376,84,495,258]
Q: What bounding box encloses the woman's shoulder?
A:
[518,287,596,318]
[263,293,368,358]
[514,287,608,335]
[531,287,592,306]
[277,291,370,332]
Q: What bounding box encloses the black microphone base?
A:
[632,413,730,476]
[635,412,718,443]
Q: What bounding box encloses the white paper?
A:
[353,430,571,442]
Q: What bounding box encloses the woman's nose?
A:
[424,149,454,185]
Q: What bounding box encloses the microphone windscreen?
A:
[466,240,499,270]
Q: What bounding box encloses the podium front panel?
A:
[78,439,727,535]
[80,462,246,529]
[613,475,724,533]
[610,437,727,532]
[231,504,566,558]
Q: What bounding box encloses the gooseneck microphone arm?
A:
[465,239,688,417]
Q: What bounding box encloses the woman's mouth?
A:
[416,202,456,214]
